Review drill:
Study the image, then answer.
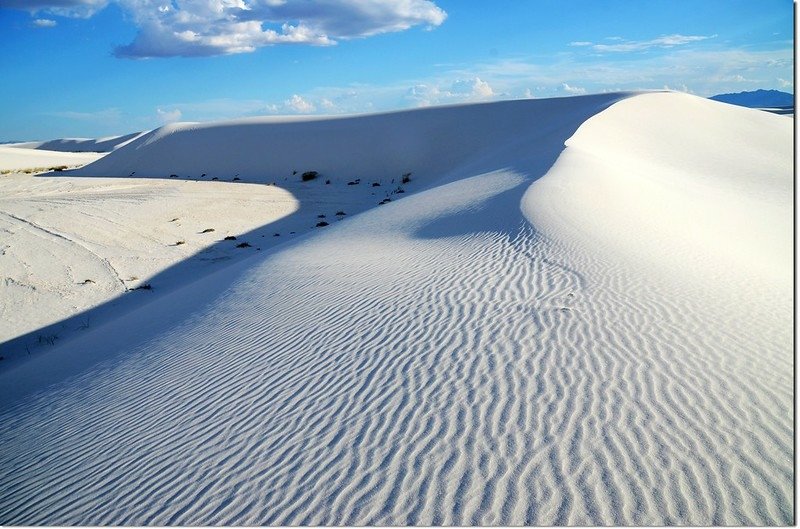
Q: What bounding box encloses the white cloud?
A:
[407,77,496,106]
[662,84,693,94]
[156,107,182,123]
[3,0,446,57]
[451,77,494,98]
[32,18,57,27]
[0,0,108,17]
[777,78,792,89]
[575,34,716,53]
[13,0,442,58]
[284,94,316,113]
[560,83,586,95]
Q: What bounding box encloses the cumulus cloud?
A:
[407,77,496,106]
[156,107,182,123]
[560,83,586,95]
[32,18,57,27]
[2,0,446,58]
[284,94,316,113]
[573,34,716,53]
[777,78,792,89]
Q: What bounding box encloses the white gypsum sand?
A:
[0,175,302,344]
[0,92,792,525]
[0,145,105,172]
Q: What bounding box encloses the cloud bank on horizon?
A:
[1,0,447,57]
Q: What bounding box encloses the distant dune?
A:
[0,92,792,525]
[7,131,146,153]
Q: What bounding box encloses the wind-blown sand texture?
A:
[0,92,792,525]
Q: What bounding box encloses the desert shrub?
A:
[236,242,251,248]
[38,334,58,346]
[302,171,319,181]
[134,283,152,291]
[371,182,381,187]
[233,177,241,181]
[211,177,219,181]
[325,179,331,185]
[174,240,186,246]
[224,235,237,241]
[201,228,215,233]
[335,211,346,216]
[317,214,326,218]
[316,221,329,227]
[401,172,412,184]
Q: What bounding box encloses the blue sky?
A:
[0,0,793,140]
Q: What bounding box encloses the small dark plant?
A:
[236,242,251,248]
[401,172,412,184]
[316,221,329,227]
[200,228,215,233]
[302,171,319,181]
[224,235,237,241]
[335,211,346,216]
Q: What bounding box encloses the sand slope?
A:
[0,93,792,525]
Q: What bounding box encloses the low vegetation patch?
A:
[302,171,319,181]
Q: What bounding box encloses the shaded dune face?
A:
[0,93,792,525]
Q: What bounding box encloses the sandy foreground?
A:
[0,92,792,525]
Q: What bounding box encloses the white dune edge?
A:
[0,145,104,171]
[0,93,792,525]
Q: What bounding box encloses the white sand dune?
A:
[0,175,302,343]
[0,145,104,172]
[8,131,145,153]
[0,92,792,525]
